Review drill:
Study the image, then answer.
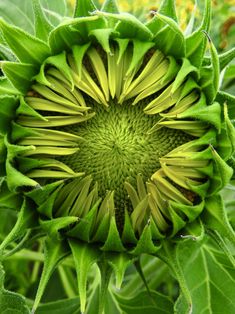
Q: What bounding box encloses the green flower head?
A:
[0,0,235,312]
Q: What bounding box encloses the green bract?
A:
[0,0,235,313]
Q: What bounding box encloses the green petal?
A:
[131,224,160,255]
[177,98,221,131]
[158,0,178,22]
[101,216,125,252]
[66,200,100,242]
[172,58,199,93]
[209,146,233,194]
[199,34,219,104]
[101,0,119,14]
[74,0,97,18]
[5,137,39,191]
[36,184,62,218]
[216,91,235,119]
[95,11,153,41]
[89,28,114,53]
[16,96,45,119]
[34,52,74,89]
[216,105,235,160]
[147,13,185,59]
[127,40,155,76]
[26,180,63,206]
[40,216,78,238]
[186,0,211,67]
[121,209,138,245]
[49,16,104,54]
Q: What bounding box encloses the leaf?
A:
[0,208,17,239]
[157,241,192,312]
[202,195,235,246]
[86,285,121,314]
[0,264,30,313]
[101,0,119,14]
[0,18,51,66]
[0,77,19,95]
[173,239,235,314]
[1,62,38,93]
[185,0,211,68]
[158,0,177,22]
[0,44,16,61]
[32,238,70,313]
[0,0,35,36]
[199,35,220,104]
[0,198,38,252]
[115,289,173,314]
[107,252,132,289]
[0,0,67,36]
[35,298,80,314]
[40,216,78,238]
[95,12,153,41]
[49,16,103,54]
[148,13,185,59]
[74,0,97,18]
[218,47,235,70]
[32,0,53,41]
[41,0,68,25]
[216,91,235,119]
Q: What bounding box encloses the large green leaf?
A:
[176,241,235,313]
[35,298,80,314]
[115,289,173,314]
[0,0,67,38]
[160,238,235,314]
[0,264,30,313]
[0,198,38,253]
[32,238,70,313]
[74,0,97,18]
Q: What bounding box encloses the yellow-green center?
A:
[59,100,191,209]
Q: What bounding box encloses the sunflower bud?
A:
[0,0,234,313]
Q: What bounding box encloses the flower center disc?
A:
[60,100,190,210]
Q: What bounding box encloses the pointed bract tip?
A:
[115,281,122,290]
[201,30,211,42]
[149,10,157,17]
[80,302,86,314]
[90,9,101,16]
[35,183,42,190]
